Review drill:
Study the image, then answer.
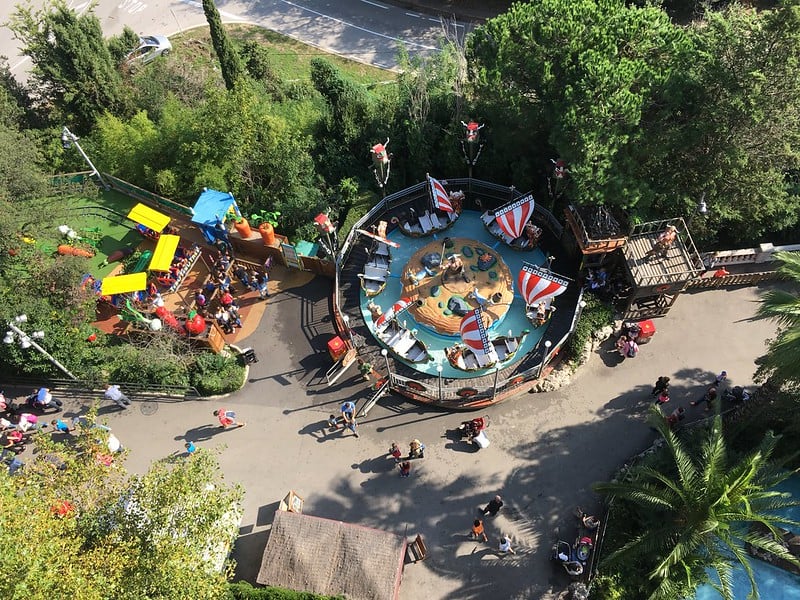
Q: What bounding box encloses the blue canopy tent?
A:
[190,189,241,245]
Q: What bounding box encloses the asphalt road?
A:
[1,0,472,78]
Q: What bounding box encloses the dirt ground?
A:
[64,275,777,600]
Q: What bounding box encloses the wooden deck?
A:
[624,233,701,288]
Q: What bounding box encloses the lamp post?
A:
[686,193,708,228]
[340,314,356,349]
[4,315,77,380]
[61,126,109,190]
[538,340,552,379]
[436,364,443,402]
[381,348,391,380]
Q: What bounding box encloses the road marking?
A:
[118,0,148,15]
[359,0,388,8]
[180,0,256,21]
[10,56,30,73]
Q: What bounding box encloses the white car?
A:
[126,35,172,66]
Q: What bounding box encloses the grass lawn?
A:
[28,188,146,279]
[170,24,395,86]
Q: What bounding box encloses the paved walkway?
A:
[51,277,778,600]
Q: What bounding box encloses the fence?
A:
[103,173,194,217]
[332,178,580,405]
[2,376,201,401]
[686,271,780,289]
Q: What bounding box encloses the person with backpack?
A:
[623,338,639,359]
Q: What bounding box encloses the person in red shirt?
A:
[213,408,245,429]
[219,291,234,308]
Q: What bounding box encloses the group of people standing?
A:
[651,370,729,429]
[470,495,516,555]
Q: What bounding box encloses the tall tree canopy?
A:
[202,0,244,91]
[595,406,800,600]
[467,0,689,209]
[0,417,242,599]
[9,0,128,133]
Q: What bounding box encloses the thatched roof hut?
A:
[256,511,407,599]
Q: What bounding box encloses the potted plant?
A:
[250,210,281,246]
[232,214,252,238]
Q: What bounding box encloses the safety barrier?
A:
[2,376,201,400]
[686,271,780,289]
[103,173,194,217]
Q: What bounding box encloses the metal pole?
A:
[62,127,110,190]
[437,364,443,403]
[538,340,552,379]
[381,348,391,380]
[7,322,78,380]
[491,366,500,400]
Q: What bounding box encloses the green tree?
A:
[467,0,688,209]
[755,250,800,384]
[0,418,242,600]
[9,0,129,133]
[0,123,50,202]
[644,2,800,244]
[595,406,800,600]
[202,0,244,91]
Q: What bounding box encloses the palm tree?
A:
[755,250,800,383]
[594,405,800,600]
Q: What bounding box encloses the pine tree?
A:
[202,0,243,90]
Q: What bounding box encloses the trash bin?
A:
[637,320,656,344]
[327,335,347,362]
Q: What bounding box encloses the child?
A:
[50,419,73,434]
[471,519,488,542]
[409,439,425,459]
[213,408,245,429]
[399,461,411,477]
[185,441,197,454]
[389,442,402,463]
[655,390,670,405]
[498,535,516,555]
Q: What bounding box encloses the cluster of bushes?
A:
[228,582,342,600]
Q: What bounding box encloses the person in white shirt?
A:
[498,535,516,555]
[104,384,131,409]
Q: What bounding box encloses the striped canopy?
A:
[517,262,570,307]
[459,306,492,354]
[375,297,414,329]
[429,176,454,213]
[494,193,535,240]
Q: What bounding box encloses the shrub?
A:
[190,352,245,396]
[227,580,343,599]
[566,294,614,362]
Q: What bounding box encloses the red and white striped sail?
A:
[375,297,414,329]
[459,306,492,355]
[429,176,454,213]
[494,193,535,239]
[517,263,570,307]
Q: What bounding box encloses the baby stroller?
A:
[722,386,750,405]
[459,416,490,450]
[551,539,584,577]
[457,416,488,441]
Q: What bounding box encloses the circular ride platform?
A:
[403,238,513,335]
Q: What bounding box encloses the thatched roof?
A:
[256,511,407,600]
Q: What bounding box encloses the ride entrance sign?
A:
[281,243,302,269]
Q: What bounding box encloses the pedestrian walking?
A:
[482,495,504,516]
[389,442,402,462]
[104,384,131,409]
[655,389,670,405]
[713,370,728,386]
[399,461,411,477]
[339,401,359,437]
[408,439,425,459]
[213,408,246,429]
[651,376,670,397]
[50,418,74,434]
[498,535,516,555]
[471,519,488,542]
[185,441,197,454]
[666,407,686,429]
[28,387,62,412]
[691,386,718,411]
[358,359,374,382]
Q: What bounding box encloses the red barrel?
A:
[327,336,347,361]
